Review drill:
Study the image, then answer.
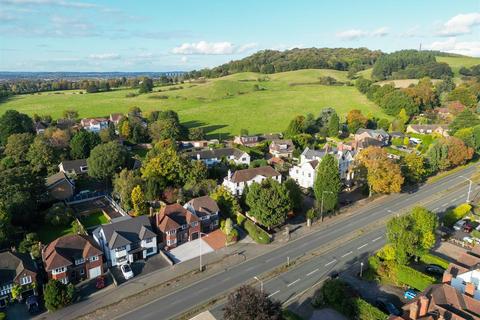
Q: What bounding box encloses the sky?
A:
[0,0,479,72]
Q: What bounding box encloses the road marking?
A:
[357,243,368,250]
[341,251,353,258]
[287,279,301,287]
[442,203,448,207]
[372,236,382,242]
[450,199,457,203]
[433,207,439,211]
[265,257,275,263]
[325,259,336,267]
[307,269,319,276]
[268,290,279,298]
[387,209,393,213]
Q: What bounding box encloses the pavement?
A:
[112,164,479,320]
[35,163,479,320]
[167,238,215,264]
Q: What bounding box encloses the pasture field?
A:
[437,56,480,76]
[0,69,387,137]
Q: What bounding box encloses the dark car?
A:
[425,264,445,276]
[26,295,40,314]
[375,298,402,316]
[329,271,339,279]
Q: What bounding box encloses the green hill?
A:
[0,69,387,137]
[436,56,480,76]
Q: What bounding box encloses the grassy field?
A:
[437,56,480,76]
[0,69,388,138]
[38,223,73,244]
[375,79,442,88]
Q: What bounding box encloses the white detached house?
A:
[289,146,355,189]
[93,215,157,267]
[223,166,281,196]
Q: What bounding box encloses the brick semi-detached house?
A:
[156,203,200,250]
[42,234,103,284]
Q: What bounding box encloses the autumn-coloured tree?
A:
[346,109,368,133]
[402,77,438,111]
[445,137,474,167]
[402,153,426,183]
[357,147,404,195]
[131,185,147,216]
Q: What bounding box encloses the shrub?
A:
[0,312,6,320]
[45,203,74,226]
[443,203,472,227]
[419,253,449,269]
[354,298,388,320]
[44,279,75,311]
[396,264,435,291]
[244,219,271,244]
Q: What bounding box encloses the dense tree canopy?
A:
[70,130,101,159]
[0,110,34,145]
[87,142,127,180]
[313,154,341,215]
[224,285,282,320]
[44,280,75,311]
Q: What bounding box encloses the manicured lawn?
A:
[37,223,74,244]
[80,211,109,228]
[0,69,389,138]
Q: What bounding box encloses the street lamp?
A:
[360,262,364,278]
[254,276,263,293]
[199,232,208,272]
[320,191,334,221]
[460,176,473,203]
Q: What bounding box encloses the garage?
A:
[89,266,102,279]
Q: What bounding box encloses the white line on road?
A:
[341,251,353,258]
[442,203,448,207]
[307,269,319,276]
[387,209,393,213]
[325,259,336,267]
[357,244,368,250]
[268,290,280,298]
[372,236,382,242]
[287,279,301,287]
[433,207,439,211]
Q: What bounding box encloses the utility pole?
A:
[254,276,263,293]
[460,176,473,203]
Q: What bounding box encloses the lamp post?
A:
[360,262,364,278]
[254,276,263,293]
[460,176,473,203]
[320,191,334,221]
[199,232,207,272]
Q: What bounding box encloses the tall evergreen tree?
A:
[313,154,341,216]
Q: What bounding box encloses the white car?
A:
[453,219,467,231]
[120,264,134,280]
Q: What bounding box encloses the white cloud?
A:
[438,12,480,36]
[336,27,389,40]
[172,41,257,55]
[336,29,368,40]
[88,53,120,60]
[426,37,480,57]
[399,25,422,38]
[371,27,389,37]
[181,56,188,63]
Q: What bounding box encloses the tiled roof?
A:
[0,251,37,284]
[60,159,87,173]
[42,234,102,271]
[157,203,199,232]
[270,139,294,152]
[186,196,219,217]
[100,215,156,249]
[230,166,280,183]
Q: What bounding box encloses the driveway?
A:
[166,238,214,264]
[111,254,171,285]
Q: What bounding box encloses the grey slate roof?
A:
[60,159,87,173]
[301,147,326,160]
[186,148,246,160]
[356,128,389,139]
[0,251,36,284]
[100,215,156,249]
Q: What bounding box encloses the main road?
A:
[116,164,479,320]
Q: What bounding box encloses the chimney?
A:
[227,169,232,181]
[409,301,419,320]
[419,296,429,317]
[442,272,452,284]
[465,282,476,297]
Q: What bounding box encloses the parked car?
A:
[26,295,40,314]
[329,271,339,279]
[375,298,402,316]
[464,223,474,233]
[403,289,418,300]
[425,264,445,276]
[120,263,134,280]
[454,219,467,231]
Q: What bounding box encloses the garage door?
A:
[89,266,102,279]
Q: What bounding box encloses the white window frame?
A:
[89,255,99,262]
[52,267,67,275]
[60,277,69,284]
[20,276,32,285]
[145,238,153,243]
[75,258,85,265]
[79,268,85,275]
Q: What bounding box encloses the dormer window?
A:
[75,258,85,265]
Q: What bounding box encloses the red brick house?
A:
[0,251,38,307]
[184,196,220,233]
[42,234,103,284]
[156,203,200,250]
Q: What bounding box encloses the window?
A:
[167,240,171,246]
[75,258,85,265]
[80,269,84,275]
[145,238,153,244]
[146,248,154,254]
[182,224,188,230]
[52,267,66,275]
[191,222,198,227]
[60,277,69,284]
[115,246,126,252]
[80,166,88,172]
[89,256,99,262]
[20,276,32,285]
